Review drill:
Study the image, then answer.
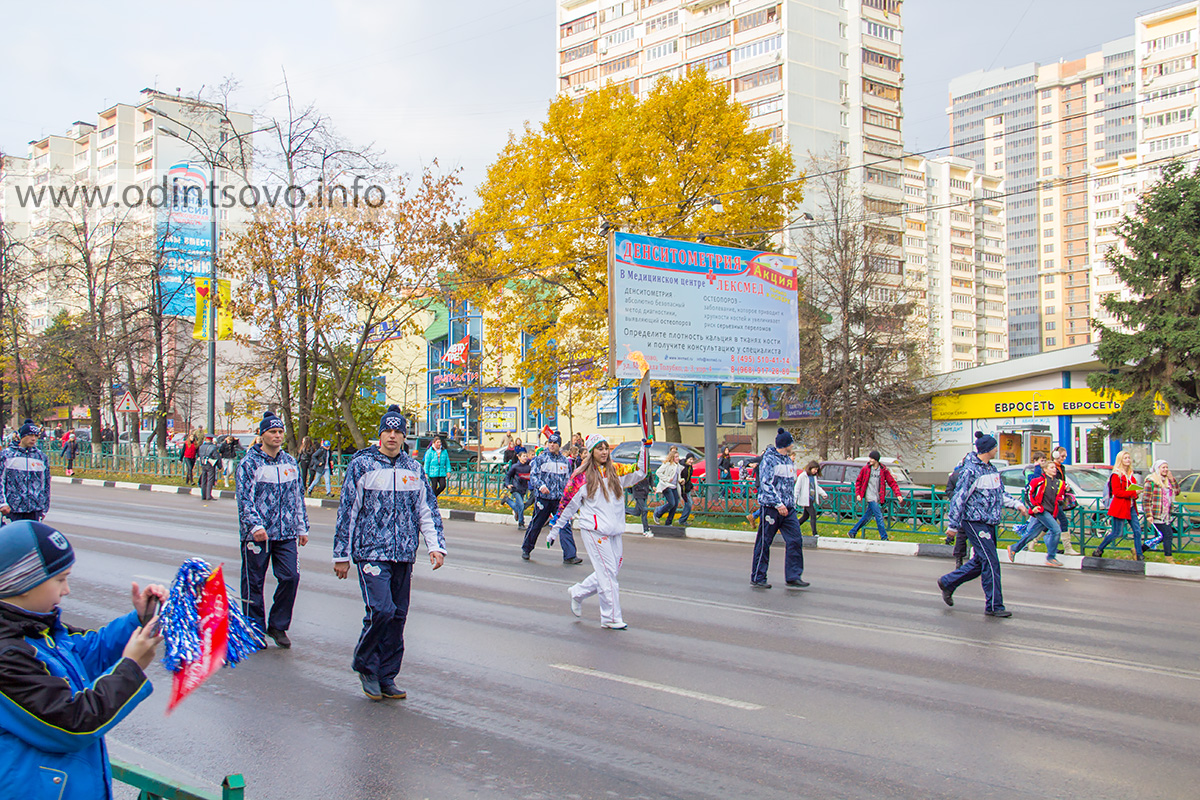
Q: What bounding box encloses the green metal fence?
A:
[111,760,244,799]
[46,456,1200,557]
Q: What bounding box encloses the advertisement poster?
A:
[157,162,213,317]
[481,405,518,433]
[608,232,800,384]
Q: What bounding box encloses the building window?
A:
[560,13,596,39]
[647,39,679,60]
[1045,337,1057,347]
[645,10,679,35]
[685,22,729,49]
[735,66,781,92]
[862,49,900,72]
[733,34,783,63]
[734,4,779,34]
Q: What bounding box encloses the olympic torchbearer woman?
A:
[547,434,649,630]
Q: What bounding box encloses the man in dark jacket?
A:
[334,405,445,701]
[196,434,222,501]
[237,412,309,648]
[0,420,51,522]
[218,435,241,489]
[937,434,1028,617]
[628,467,653,535]
[505,450,533,529]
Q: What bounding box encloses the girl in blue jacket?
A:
[0,520,165,800]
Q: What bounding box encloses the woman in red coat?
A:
[1092,450,1143,560]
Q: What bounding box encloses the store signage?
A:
[932,388,1169,420]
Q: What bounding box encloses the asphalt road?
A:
[39,483,1200,800]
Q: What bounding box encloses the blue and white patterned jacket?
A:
[0,445,51,518]
[333,446,445,563]
[236,444,309,541]
[946,452,1024,530]
[529,450,571,499]
[756,447,796,510]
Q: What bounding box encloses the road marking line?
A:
[444,563,1200,683]
[550,663,763,710]
[911,589,1095,616]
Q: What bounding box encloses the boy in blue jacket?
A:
[334,406,445,702]
[0,520,164,800]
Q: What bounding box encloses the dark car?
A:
[818,459,935,521]
[409,435,480,468]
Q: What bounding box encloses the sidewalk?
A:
[51,475,1200,583]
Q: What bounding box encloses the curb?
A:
[51,476,1200,583]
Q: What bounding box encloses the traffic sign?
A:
[115,391,138,413]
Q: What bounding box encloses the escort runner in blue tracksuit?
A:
[521,433,580,564]
[334,406,446,701]
[0,420,51,523]
[937,433,1028,617]
[750,428,809,589]
[236,412,309,648]
[0,520,165,800]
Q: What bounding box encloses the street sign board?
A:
[115,391,138,413]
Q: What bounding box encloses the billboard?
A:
[157,162,213,317]
[931,389,1169,420]
[481,405,518,433]
[608,232,800,384]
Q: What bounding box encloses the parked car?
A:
[408,434,480,468]
[1176,472,1200,529]
[481,444,510,464]
[818,459,936,520]
[610,441,705,480]
[997,463,1113,502]
[71,427,93,443]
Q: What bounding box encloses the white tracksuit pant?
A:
[571,529,624,626]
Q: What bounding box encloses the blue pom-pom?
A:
[161,558,265,672]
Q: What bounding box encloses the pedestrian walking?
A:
[298,436,315,489]
[0,420,51,523]
[521,432,579,563]
[1093,450,1144,559]
[181,432,200,485]
[1142,459,1178,562]
[0,520,166,800]
[423,436,450,497]
[61,433,78,477]
[550,434,649,629]
[750,428,808,589]
[505,449,533,529]
[218,435,241,488]
[652,446,682,525]
[937,433,1028,617]
[628,464,653,536]
[678,454,696,526]
[717,446,733,482]
[196,434,222,501]
[846,451,905,540]
[1049,446,1078,555]
[1006,458,1068,566]
[793,460,827,537]
[307,440,332,496]
[236,412,309,648]
[334,405,445,701]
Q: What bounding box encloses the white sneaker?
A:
[601,621,628,630]
[642,530,654,538]
[569,591,582,618]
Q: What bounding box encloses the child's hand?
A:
[123,620,163,671]
[131,582,167,618]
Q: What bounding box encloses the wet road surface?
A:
[43,484,1200,799]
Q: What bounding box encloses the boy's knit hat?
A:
[18,419,40,438]
[0,521,75,598]
[775,427,793,449]
[258,412,285,435]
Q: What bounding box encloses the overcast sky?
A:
[0,0,1150,200]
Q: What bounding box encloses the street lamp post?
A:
[146,105,272,435]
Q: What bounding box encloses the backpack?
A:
[1102,472,1114,508]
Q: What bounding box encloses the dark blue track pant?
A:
[353,560,412,682]
[751,505,804,584]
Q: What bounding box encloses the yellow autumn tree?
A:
[456,72,804,440]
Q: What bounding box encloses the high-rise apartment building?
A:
[3,89,254,332]
[950,0,1200,359]
[555,0,906,258]
[903,155,1007,373]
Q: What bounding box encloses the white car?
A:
[481,445,510,463]
[998,463,1113,504]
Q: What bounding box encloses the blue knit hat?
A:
[0,521,75,598]
[975,431,998,453]
[378,404,408,435]
[258,412,285,435]
[18,419,40,439]
[775,427,793,449]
